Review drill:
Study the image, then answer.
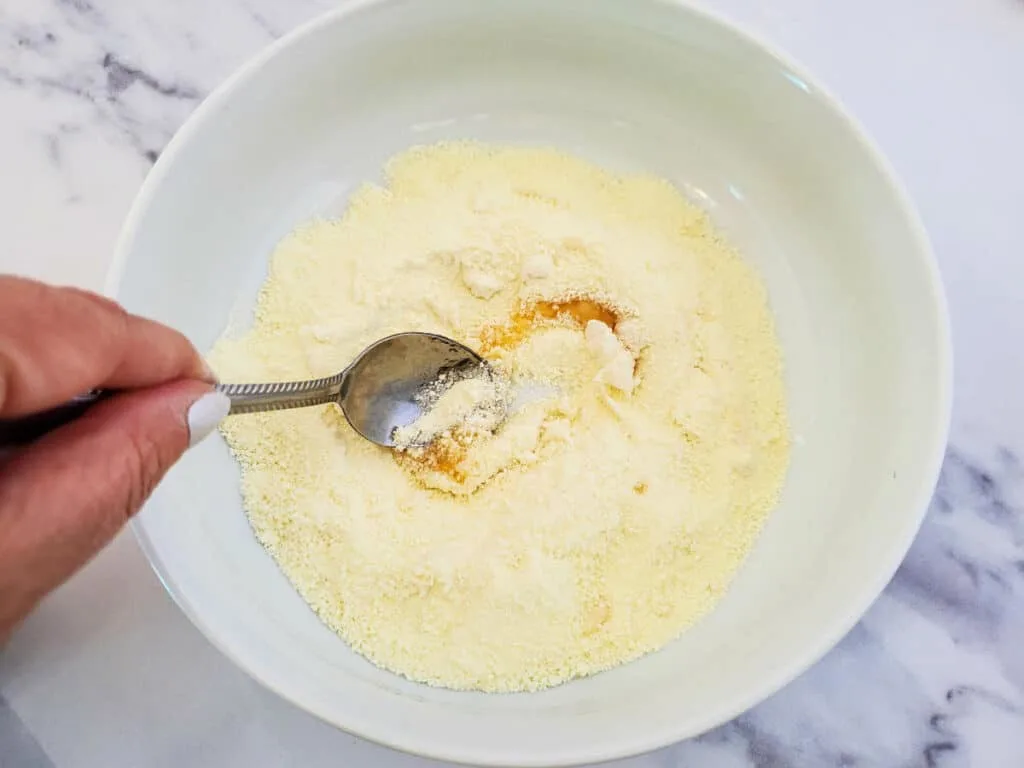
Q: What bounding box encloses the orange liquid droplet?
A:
[396,431,471,484]
[479,298,620,354]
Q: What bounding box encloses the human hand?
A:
[0,276,229,640]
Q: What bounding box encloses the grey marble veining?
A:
[1,0,1023,766]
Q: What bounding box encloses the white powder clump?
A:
[392,370,510,450]
[584,319,637,394]
[458,248,510,299]
[521,252,554,280]
[461,265,504,299]
[613,317,648,357]
[210,142,790,693]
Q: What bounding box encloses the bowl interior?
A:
[115,0,949,764]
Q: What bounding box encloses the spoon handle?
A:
[0,373,347,447]
[216,372,347,415]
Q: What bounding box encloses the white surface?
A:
[113,1,949,764]
[1,0,1022,766]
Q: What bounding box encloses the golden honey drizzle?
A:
[395,429,472,485]
[479,298,621,355]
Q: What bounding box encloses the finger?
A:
[0,380,229,637]
[0,276,212,418]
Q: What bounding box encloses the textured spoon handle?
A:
[0,374,347,447]
[216,373,347,415]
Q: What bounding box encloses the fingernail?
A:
[187,391,231,448]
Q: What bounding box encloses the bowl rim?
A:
[109,0,954,764]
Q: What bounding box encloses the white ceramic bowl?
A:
[110,1,952,764]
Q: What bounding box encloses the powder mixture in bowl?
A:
[210,143,790,692]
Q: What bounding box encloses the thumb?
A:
[0,380,229,635]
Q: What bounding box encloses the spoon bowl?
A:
[340,333,486,446]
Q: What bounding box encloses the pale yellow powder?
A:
[210,142,790,692]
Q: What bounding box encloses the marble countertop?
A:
[1,0,1022,766]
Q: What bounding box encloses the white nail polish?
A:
[187,392,231,448]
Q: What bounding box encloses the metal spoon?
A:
[0,333,487,448]
[219,332,487,445]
